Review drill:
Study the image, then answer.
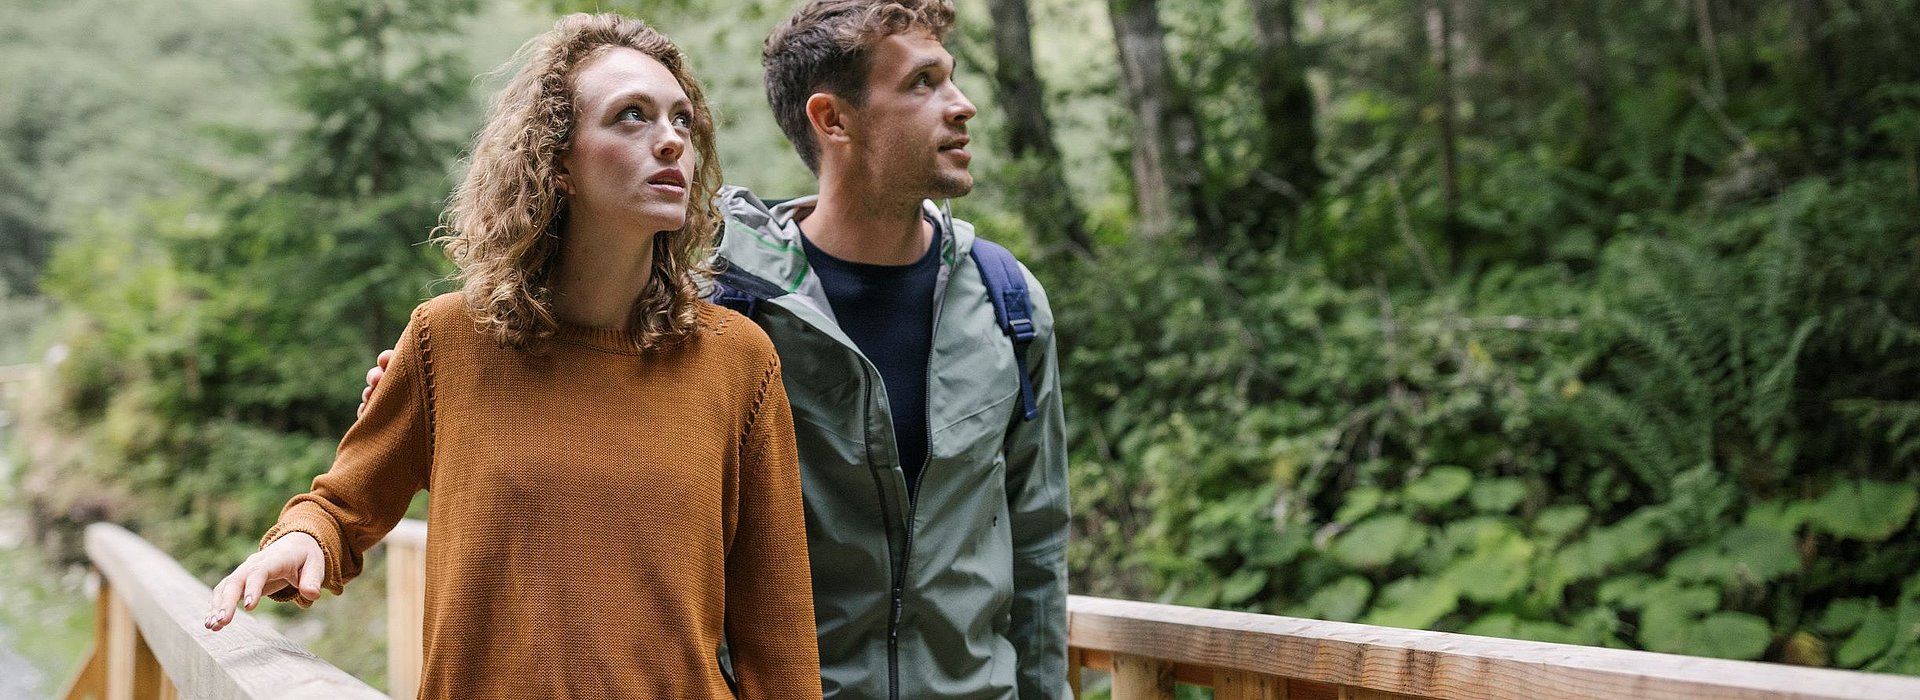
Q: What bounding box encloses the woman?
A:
[201,14,819,699]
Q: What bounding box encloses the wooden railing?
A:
[62,523,386,700]
[63,518,1920,699]
[1067,596,1920,699]
[381,519,1920,700]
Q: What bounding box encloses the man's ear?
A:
[805,92,853,148]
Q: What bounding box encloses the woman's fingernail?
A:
[244,595,256,607]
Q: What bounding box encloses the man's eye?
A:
[914,74,932,88]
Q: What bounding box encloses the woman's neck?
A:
[550,214,657,331]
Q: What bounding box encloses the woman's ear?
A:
[554,158,574,196]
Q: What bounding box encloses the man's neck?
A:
[803,174,934,266]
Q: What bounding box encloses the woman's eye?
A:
[673,113,693,128]
[618,107,644,121]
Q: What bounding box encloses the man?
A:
[363,2,1069,697]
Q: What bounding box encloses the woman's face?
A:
[560,48,699,237]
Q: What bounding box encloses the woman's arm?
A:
[724,356,821,698]
[205,305,436,628]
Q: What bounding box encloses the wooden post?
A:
[1112,653,1174,700]
[105,585,135,700]
[385,520,428,700]
[60,580,111,700]
[102,580,173,700]
[1067,646,1084,699]
[1216,669,1287,699]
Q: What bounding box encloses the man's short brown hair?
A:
[762,0,956,173]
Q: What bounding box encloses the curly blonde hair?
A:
[438,13,721,351]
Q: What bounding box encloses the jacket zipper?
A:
[862,368,905,700]
[888,263,946,700]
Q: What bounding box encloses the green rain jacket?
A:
[715,186,1071,700]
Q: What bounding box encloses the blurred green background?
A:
[2,0,1918,695]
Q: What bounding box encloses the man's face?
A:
[844,31,976,200]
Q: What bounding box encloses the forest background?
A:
[1,0,1917,695]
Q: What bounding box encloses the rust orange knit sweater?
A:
[263,293,819,699]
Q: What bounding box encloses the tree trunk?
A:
[1425,0,1464,268]
[986,0,1094,257]
[1693,0,1727,105]
[1107,0,1202,240]
[1570,0,1612,169]
[1240,0,1321,249]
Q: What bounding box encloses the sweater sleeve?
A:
[261,304,434,602]
[725,356,821,699]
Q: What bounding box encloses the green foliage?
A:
[26,0,475,569]
[1053,160,1919,669]
[9,0,1919,679]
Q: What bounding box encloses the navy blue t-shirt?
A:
[800,222,941,497]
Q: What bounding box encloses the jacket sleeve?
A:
[1003,270,1072,699]
[726,354,822,699]
[261,305,434,602]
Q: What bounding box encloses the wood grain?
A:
[83,523,386,699]
[383,520,427,700]
[1113,652,1175,700]
[1067,595,1920,700]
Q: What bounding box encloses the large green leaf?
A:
[1335,486,1385,524]
[1666,526,1802,587]
[1330,514,1428,569]
[1442,526,1536,603]
[1837,613,1896,667]
[1816,598,1879,635]
[1810,480,1918,541]
[1219,569,1270,606]
[1405,466,1474,508]
[1297,575,1372,622]
[1533,504,1591,540]
[1745,498,1816,535]
[1469,478,1528,513]
[1461,613,1587,645]
[1638,600,1772,661]
[1552,513,1664,583]
[1362,577,1460,630]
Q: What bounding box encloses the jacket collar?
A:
[716,185,975,298]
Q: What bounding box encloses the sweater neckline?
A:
[552,321,649,354]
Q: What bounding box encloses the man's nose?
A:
[948,88,976,125]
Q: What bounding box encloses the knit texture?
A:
[262,293,819,699]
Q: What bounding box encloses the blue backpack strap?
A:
[970,238,1040,422]
[709,257,787,319]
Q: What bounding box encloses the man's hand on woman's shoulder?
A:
[356,349,395,419]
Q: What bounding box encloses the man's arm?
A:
[1003,270,1071,699]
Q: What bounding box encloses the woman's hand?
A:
[203,531,325,631]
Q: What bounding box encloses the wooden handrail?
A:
[1068,596,1920,700]
[64,523,386,700]
[383,520,1920,700]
